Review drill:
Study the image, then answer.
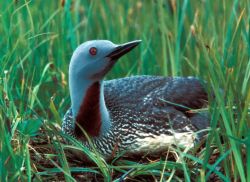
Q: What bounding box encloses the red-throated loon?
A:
[62,40,209,159]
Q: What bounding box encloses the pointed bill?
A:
[106,40,142,60]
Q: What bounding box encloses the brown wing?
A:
[104,75,207,112]
[104,75,209,133]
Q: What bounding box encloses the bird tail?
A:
[190,113,210,139]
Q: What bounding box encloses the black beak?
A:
[106,40,141,60]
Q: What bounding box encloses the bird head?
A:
[69,40,141,81]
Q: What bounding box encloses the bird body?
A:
[62,40,209,159]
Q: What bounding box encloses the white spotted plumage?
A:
[62,40,209,159]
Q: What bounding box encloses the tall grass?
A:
[0,0,249,181]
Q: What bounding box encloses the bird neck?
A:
[70,77,111,137]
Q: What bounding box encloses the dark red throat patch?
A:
[75,82,101,138]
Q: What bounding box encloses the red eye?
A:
[89,47,97,55]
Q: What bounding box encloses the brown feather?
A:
[75,82,101,137]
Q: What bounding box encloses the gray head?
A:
[69,40,141,118]
[69,40,141,82]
